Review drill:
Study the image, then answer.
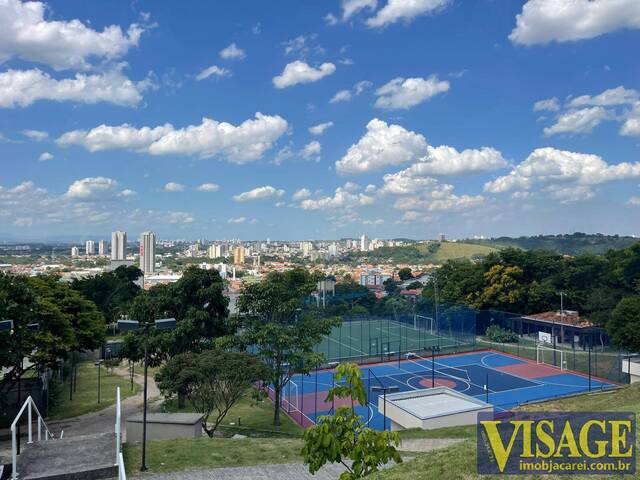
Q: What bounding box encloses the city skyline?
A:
[1,0,640,240]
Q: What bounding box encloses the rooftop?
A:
[522,310,594,328]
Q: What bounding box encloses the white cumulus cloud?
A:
[58,113,288,164]
[219,43,246,60]
[301,140,321,161]
[543,106,610,136]
[374,76,449,110]
[21,129,48,141]
[510,0,640,45]
[196,183,220,192]
[233,185,285,202]
[0,68,154,108]
[309,121,334,135]
[300,183,375,210]
[196,65,230,80]
[484,147,640,193]
[366,0,451,28]
[273,61,336,89]
[533,97,560,112]
[335,118,427,174]
[164,182,185,192]
[38,152,53,161]
[65,177,120,200]
[0,0,147,70]
[293,188,312,200]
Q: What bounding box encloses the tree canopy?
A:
[156,349,268,436]
[71,265,142,323]
[0,273,105,402]
[223,268,339,425]
[121,267,229,365]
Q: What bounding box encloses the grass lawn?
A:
[47,361,139,421]
[417,241,497,263]
[373,383,640,480]
[161,390,303,437]
[123,437,303,474]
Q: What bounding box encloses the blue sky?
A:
[1,0,640,241]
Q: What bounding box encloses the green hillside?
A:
[466,233,638,255]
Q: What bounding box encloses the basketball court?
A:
[275,350,617,431]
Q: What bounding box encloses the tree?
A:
[71,266,142,323]
[120,267,229,365]
[383,278,400,296]
[397,268,413,281]
[0,273,105,403]
[607,296,640,352]
[156,349,268,436]
[302,363,402,479]
[224,268,340,425]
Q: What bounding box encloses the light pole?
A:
[94,360,104,404]
[118,317,176,472]
[429,345,441,387]
[371,385,399,431]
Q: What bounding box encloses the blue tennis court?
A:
[276,350,617,430]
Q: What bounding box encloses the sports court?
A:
[277,350,617,431]
[313,316,474,363]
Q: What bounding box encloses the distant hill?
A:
[464,233,638,255]
[338,241,497,265]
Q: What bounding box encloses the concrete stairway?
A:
[15,432,117,480]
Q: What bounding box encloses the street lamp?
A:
[371,385,399,431]
[94,359,104,404]
[118,317,176,472]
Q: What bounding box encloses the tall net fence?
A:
[305,294,633,385]
[311,298,477,365]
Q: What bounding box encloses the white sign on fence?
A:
[538,331,552,344]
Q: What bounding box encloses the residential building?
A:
[98,240,108,256]
[85,240,95,255]
[71,246,79,257]
[233,246,245,265]
[111,231,127,260]
[140,231,156,275]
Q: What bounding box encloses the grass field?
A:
[123,437,304,473]
[162,390,303,437]
[418,241,497,263]
[47,361,139,421]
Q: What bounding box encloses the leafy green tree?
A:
[0,273,105,402]
[326,280,376,316]
[121,267,229,365]
[71,266,142,322]
[302,363,402,479]
[397,268,413,281]
[223,268,340,425]
[607,296,640,352]
[383,278,400,296]
[156,349,268,436]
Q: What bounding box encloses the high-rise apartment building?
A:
[233,246,245,265]
[208,244,228,259]
[360,234,369,252]
[71,246,79,257]
[140,231,156,275]
[98,240,108,256]
[85,240,95,255]
[111,231,127,260]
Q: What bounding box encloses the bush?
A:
[485,324,519,343]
